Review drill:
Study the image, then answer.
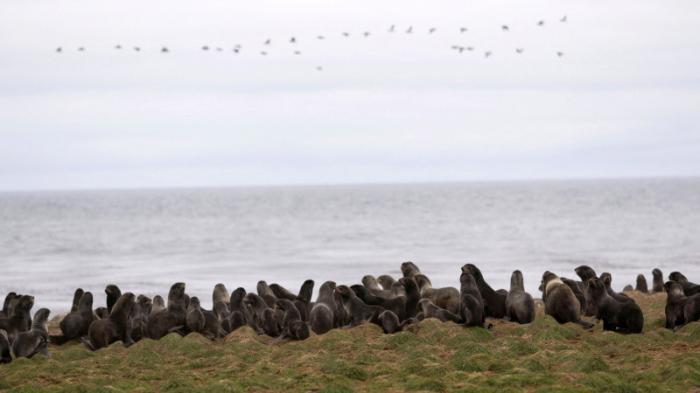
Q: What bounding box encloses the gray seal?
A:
[12,308,50,358]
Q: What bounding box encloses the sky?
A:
[1,0,699,190]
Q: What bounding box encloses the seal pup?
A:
[0,329,11,364]
[600,273,633,302]
[242,293,272,335]
[635,275,649,293]
[669,272,700,296]
[459,271,485,327]
[257,281,278,308]
[652,269,665,293]
[401,262,421,278]
[269,284,298,301]
[399,277,421,318]
[413,274,461,315]
[309,281,337,334]
[574,265,598,282]
[461,264,506,318]
[540,271,592,328]
[131,295,152,342]
[12,308,50,359]
[151,295,166,315]
[505,270,535,324]
[0,295,34,340]
[50,291,96,344]
[186,297,222,339]
[375,310,402,334]
[70,288,84,312]
[276,299,309,340]
[417,299,462,323]
[664,281,687,329]
[1,292,20,318]
[623,285,634,292]
[212,284,230,318]
[105,285,122,314]
[561,278,587,313]
[147,283,187,340]
[84,292,136,350]
[335,285,381,326]
[351,285,406,321]
[377,275,396,291]
[362,275,394,298]
[587,278,643,333]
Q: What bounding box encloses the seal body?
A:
[85,293,136,350]
[505,270,535,324]
[147,283,187,340]
[0,329,13,364]
[540,271,591,328]
[636,275,649,293]
[459,272,485,327]
[51,292,96,344]
[461,264,506,318]
[588,278,643,333]
[12,308,50,358]
[652,269,665,293]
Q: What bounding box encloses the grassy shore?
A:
[1,292,699,392]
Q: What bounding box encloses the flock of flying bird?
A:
[53,16,569,70]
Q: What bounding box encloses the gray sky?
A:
[1,0,699,190]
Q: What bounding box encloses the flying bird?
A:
[429,27,436,34]
[317,35,325,40]
[290,37,296,43]
[363,31,370,37]
[264,39,271,45]
[460,27,468,33]
[484,51,492,58]
[202,46,209,51]
[537,20,545,26]
[115,45,122,50]
[133,46,140,51]
[216,47,222,52]
[342,32,349,37]
[516,48,524,54]
[560,15,567,22]
[388,24,395,32]
[56,47,62,53]
[161,47,169,53]
[557,51,564,57]
[316,66,323,71]
[406,26,413,33]
[233,48,240,53]
[502,25,509,31]
[261,51,268,56]
[78,47,85,51]
[294,50,301,55]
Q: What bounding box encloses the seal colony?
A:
[0,263,698,364]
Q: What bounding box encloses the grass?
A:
[2,292,700,392]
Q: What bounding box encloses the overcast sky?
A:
[1,0,699,190]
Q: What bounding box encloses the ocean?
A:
[1,178,699,313]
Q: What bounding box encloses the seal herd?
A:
[2,262,700,364]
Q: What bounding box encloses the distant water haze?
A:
[1,178,699,313]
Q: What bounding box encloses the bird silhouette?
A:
[133,46,140,51]
[216,47,222,52]
[537,20,545,26]
[429,27,436,34]
[406,26,413,34]
[294,50,301,55]
[264,39,271,45]
[560,15,567,22]
[261,51,268,56]
[556,51,564,57]
[78,47,85,51]
[317,35,325,40]
[56,47,62,53]
[502,25,509,31]
[466,46,474,51]
[484,51,492,58]
[115,45,122,50]
[161,47,169,53]
[342,32,349,37]
[388,25,395,32]
[460,27,468,33]
[202,46,209,51]
[290,37,296,43]
[363,31,370,37]
[233,48,240,53]
[316,66,323,71]
[516,48,524,54]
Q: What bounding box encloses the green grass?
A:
[1,292,699,392]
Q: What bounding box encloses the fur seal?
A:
[147,283,187,340]
[105,285,122,314]
[222,288,247,333]
[505,270,535,324]
[242,293,273,335]
[417,298,462,323]
[399,277,421,318]
[561,278,587,313]
[652,269,665,293]
[12,308,50,358]
[459,271,485,327]
[540,271,592,328]
[574,265,598,281]
[309,281,338,334]
[335,285,381,326]
[651,269,666,293]
[84,292,136,350]
[70,288,84,312]
[0,295,34,340]
[587,278,643,333]
[635,275,648,293]
[623,285,634,292]
[212,284,230,318]
[50,291,96,344]
[600,273,632,302]
[351,285,406,321]
[269,284,297,301]
[664,281,687,329]
[375,310,401,333]
[413,274,461,315]
[669,272,700,296]
[401,261,421,278]
[1,292,19,318]
[0,329,11,364]
[94,307,109,319]
[461,264,506,318]
[276,299,309,340]
[151,295,166,315]
[377,275,396,291]
[131,295,152,341]
[186,297,222,339]
[256,281,278,308]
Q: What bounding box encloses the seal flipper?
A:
[49,334,71,345]
[80,336,95,351]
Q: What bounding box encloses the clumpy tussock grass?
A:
[2,292,700,392]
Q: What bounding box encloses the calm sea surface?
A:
[1,178,699,313]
